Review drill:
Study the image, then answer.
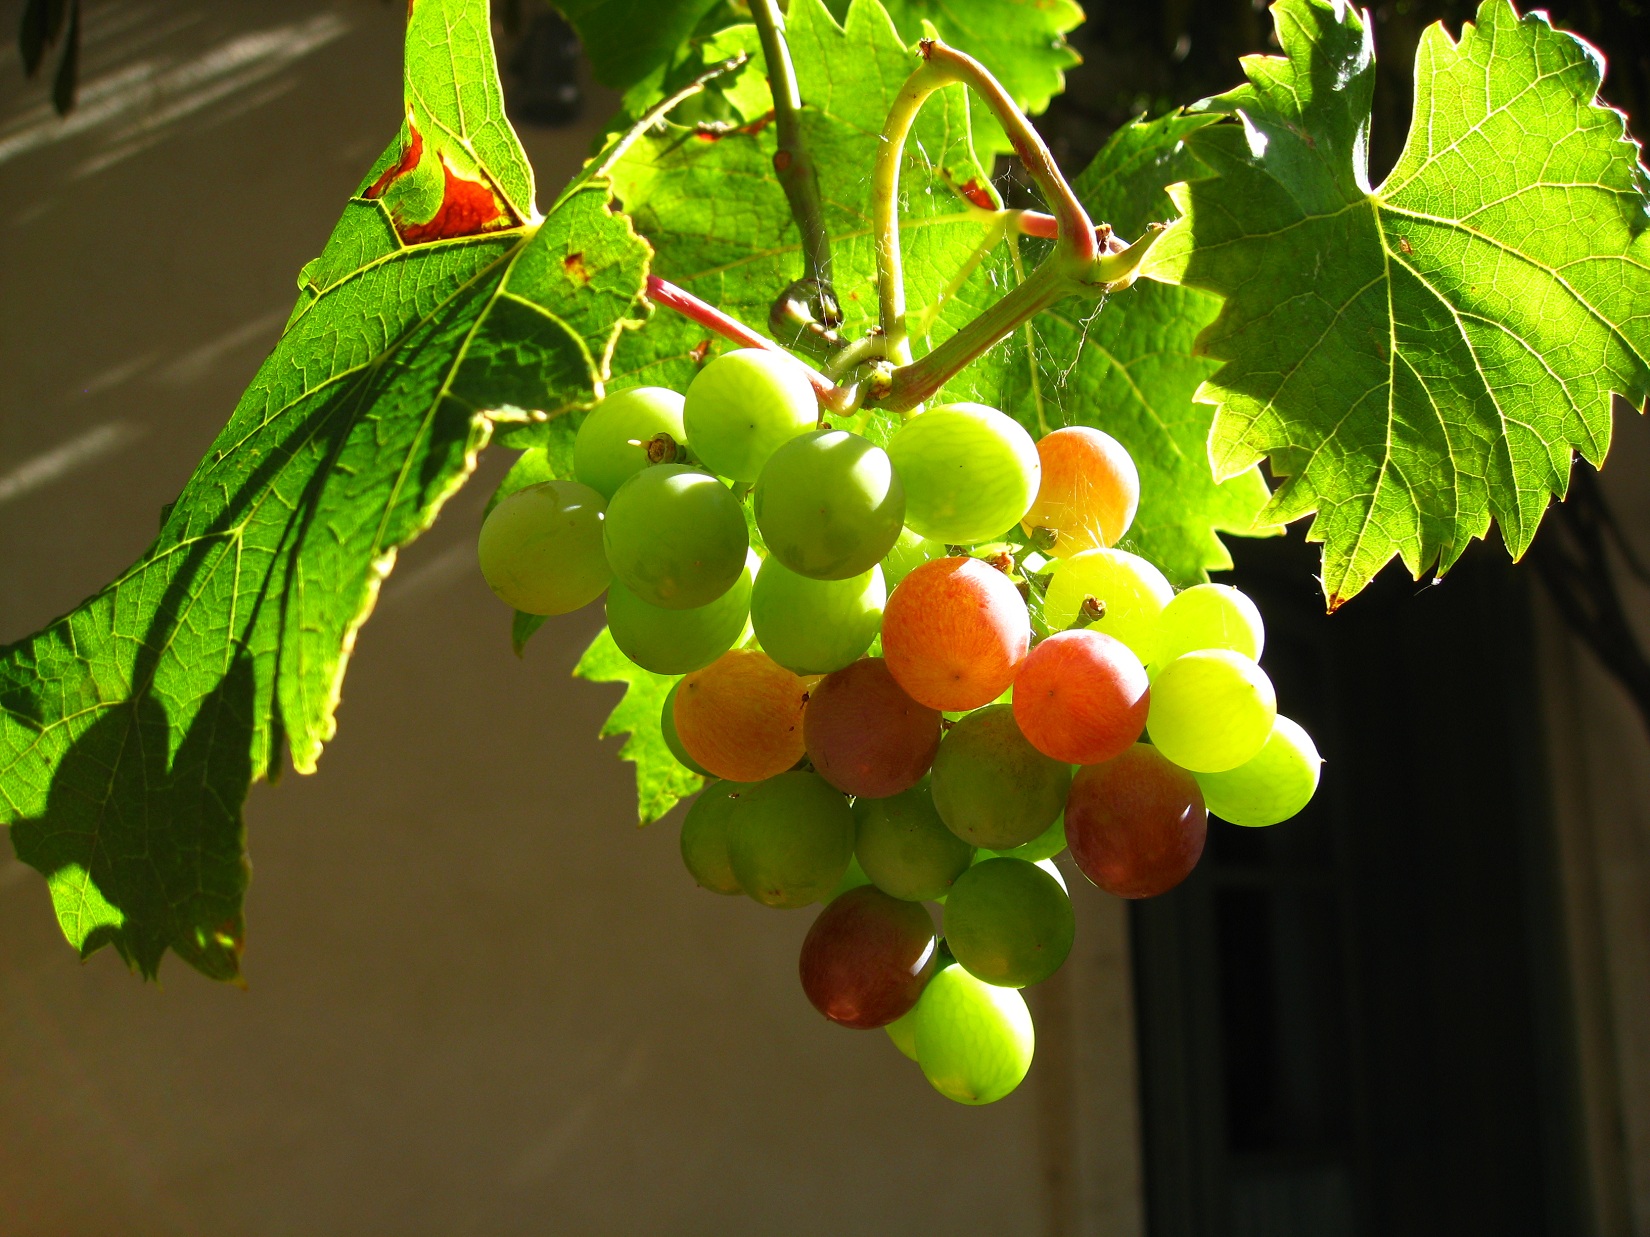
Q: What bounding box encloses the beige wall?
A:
[0,2,1142,1232]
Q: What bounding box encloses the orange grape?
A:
[1021,426,1139,555]
[673,649,816,781]
[881,557,1031,712]
[1013,629,1150,765]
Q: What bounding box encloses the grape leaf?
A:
[1144,0,1650,605]
[937,113,1277,582]
[573,629,703,823]
[552,0,723,91]
[0,0,650,980]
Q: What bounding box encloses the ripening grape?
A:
[750,559,884,675]
[754,430,905,579]
[662,682,710,775]
[804,657,942,798]
[887,403,1041,544]
[673,649,815,782]
[912,963,1035,1105]
[1042,548,1174,664]
[603,464,748,609]
[609,549,757,674]
[799,885,939,1028]
[1021,426,1139,555]
[477,480,610,615]
[853,783,975,902]
[1195,716,1321,826]
[885,1005,920,1060]
[944,857,1074,988]
[931,704,1072,849]
[573,386,687,500]
[987,814,1067,863]
[1013,629,1150,765]
[1148,649,1276,773]
[1066,743,1207,898]
[1153,583,1265,667]
[881,526,947,590]
[680,781,745,895]
[881,557,1031,711]
[725,771,855,908]
[682,348,818,481]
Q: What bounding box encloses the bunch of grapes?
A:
[478,347,1322,1107]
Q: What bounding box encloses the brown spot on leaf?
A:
[564,252,589,284]
[959,177,996,210]
[397,159,513,244]
[366,121,424,199]
[1399,236,1413,255]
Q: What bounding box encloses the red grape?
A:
[804,657,941,798]
[1013,629,1150,765]
[1065,744,1206,898]
[881,557,1030,711]
[799,885,938,1028]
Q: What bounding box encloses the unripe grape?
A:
[1013,629,1150,765]
[885,1005,921,1060]
[609,550,756,674]
[881,557,1031,712]
[1195,716,1321,826]
[799,885,938,1028]
[913,963,1035,1105]
[680,781,745,894]
[683,348,817,481]
[1043,548,1174,663]
[944,857,1074,988]
[662,682,710,775]
[804,657,942,798]
[986,814,1067,863]
[1022,426,1139,554]
[829,854,874,900]
[1154,583,1265,667]
[477,480,610,615]
[603,464,748,609]
[881,526,947,589]
[755,430,905,579]
[573,386,687,500]
[1148,649,1276,773]
[674,649,815,782]
[1066,743,1206,898]
[888,403,1041,544]
[726,771,854,908]
[853,783,974,902]
[930,704,1072,850]
[751,559,884,675]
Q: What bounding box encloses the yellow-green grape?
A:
[885,1005,920,1061]
[683,348,818,482]
[1043,548,1174,664]
[881,526,947,589]
[986,814,1067,863]
[602,464,748,609]
[887,403,1041,545]
[1148,649,1277,773]
[750,558,883,674]
[1195,716,1321,826]
[573,386,687,500]
[913,964,1035,1105]
[1154,583,1265,668]
[477,480,610,615]
[680,781,746,895]
[754,429,905,579]
[608,550,757,674]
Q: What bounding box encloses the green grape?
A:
[754,429,906,579]
[828,853,874,900]
[930,704,1071,849]
[881,526,947,589]
[726,771,855,908]
[662,682,710,775]
[609,549,756,674]
[987,814,1067,863]
[750,558,884,674]
[1042,548,1174,664]
[1148,649,1277,773]
[887,403,1041,544]
[573,386,688,500]
[603,464,749,609]
[680,781,746,895]
[853,783,975,902]
[885,1005,920,1061]
[944,857,1074,987]
[1154,583,1265,667]
[477,480,610,616]
[913,963,1035,1105]
[683,348,818,481]
[1195,716,1320,826]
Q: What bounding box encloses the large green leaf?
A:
[0,0,650,980]
[552,0,724,91]
[1144,0,1650,604]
